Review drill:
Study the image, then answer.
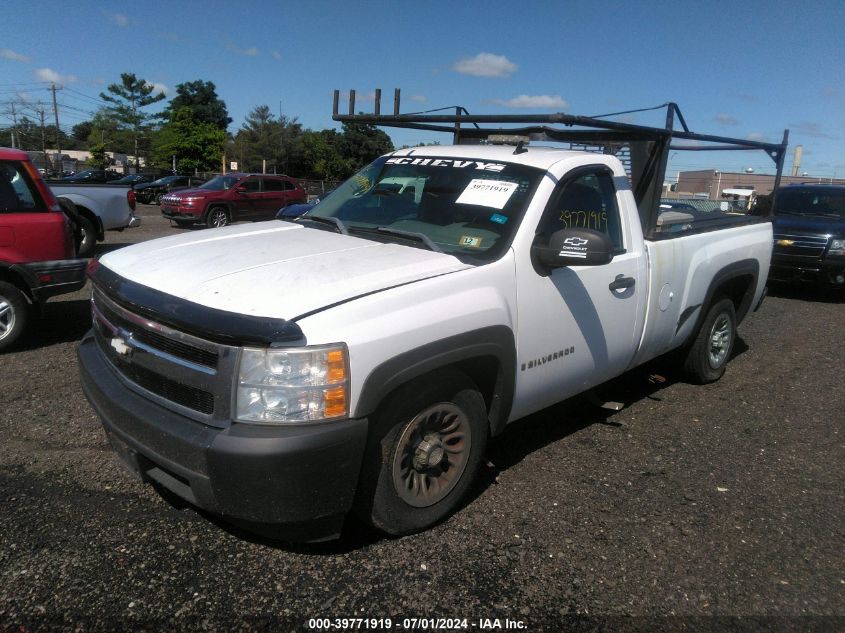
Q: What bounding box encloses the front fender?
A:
[355,326,516,436]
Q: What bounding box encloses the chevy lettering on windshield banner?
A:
[385,157,506,172]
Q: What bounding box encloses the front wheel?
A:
[0,282,30,352]
[683,297,737,384]
[355,369,488,536]
[206,206,230,228]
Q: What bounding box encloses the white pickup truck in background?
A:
[77,96,789,541]
[47,182,141,256]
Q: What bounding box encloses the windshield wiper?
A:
[295,215,348,235]
[350,226,443,253]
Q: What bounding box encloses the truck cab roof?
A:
[390,144,618,173]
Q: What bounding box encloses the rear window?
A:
[308,155,543,262]
[0,161,41,213]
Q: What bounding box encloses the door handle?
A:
[609,274,636,291]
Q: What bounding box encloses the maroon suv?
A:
[160,173,307,228]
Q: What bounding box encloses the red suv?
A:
[0,148,87,351]
[160,173,307,228]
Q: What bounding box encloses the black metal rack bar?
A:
[332,89,789,229]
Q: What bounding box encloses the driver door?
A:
[232,177,260,220]
[511,166,646,420]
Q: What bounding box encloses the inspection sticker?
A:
[459,235,483,248]
[456,179,518,210]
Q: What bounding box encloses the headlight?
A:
[235,343,349,424]
[829,238,845,256]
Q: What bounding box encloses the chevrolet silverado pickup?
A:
[77,99,788,540]
[47,181,141,256]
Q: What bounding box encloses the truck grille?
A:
[772,232,828,261]
[95,296,218,369]
[91,289,238,424]
[104,350,215,414]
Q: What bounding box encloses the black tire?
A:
[355,368,488,536]
[76,214,97,258]
[0,281,30,353]
[683,297,737,384]
[155,192,164,205]
[206,206,230,228]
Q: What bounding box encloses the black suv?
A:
[769,184,845,287]
[133,175,206,205]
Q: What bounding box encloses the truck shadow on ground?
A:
[766,281,844,304]
[195,344,761,554]
[17,298,92,351]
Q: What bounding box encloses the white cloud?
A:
[714,113,739,126]
[492,94,569,109]
[1,48,31,63]
[272,51,281,60]
[409,95,428,103]
[151,82,169,96]
[112,13,128,27]
[34,68,77,84]
[227,44,260,57]
[452,53,517,78]
[746,132,768,142]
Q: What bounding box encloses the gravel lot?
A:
[1,204,842,632]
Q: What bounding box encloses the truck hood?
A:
[98,222,471,319]
[773,214,845,235]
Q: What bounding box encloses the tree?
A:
[301,129,354,180]
[100,73,166,170]
[152,107,226,172]
[339,121,394,171]
[233,105,304,174]
[71,121,93,144]
[86,108,130,154]
[162,80,231,130]
[88,142,109,170]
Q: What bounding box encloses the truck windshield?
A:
[306,155,543,262]
[776,188,845,219]
[199,176,240,191]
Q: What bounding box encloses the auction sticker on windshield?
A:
[456,179,518,210]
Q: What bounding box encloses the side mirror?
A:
[532,228,614,269]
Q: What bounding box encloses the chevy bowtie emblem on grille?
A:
[110,336,132,357]
[776,239,795,246]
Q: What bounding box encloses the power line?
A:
[63,86,110,107]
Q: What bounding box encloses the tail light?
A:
[127,188,136,211]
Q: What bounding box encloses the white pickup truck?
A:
[77,101,788,541]
[48,182,141,256]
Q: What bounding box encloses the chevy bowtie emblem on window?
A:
[563,237,589,247]
[776,239,795,246]
[110,336,132,357]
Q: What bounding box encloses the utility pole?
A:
[6,101,19,149]
[50,83,62,171]
[33,103,50,171]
